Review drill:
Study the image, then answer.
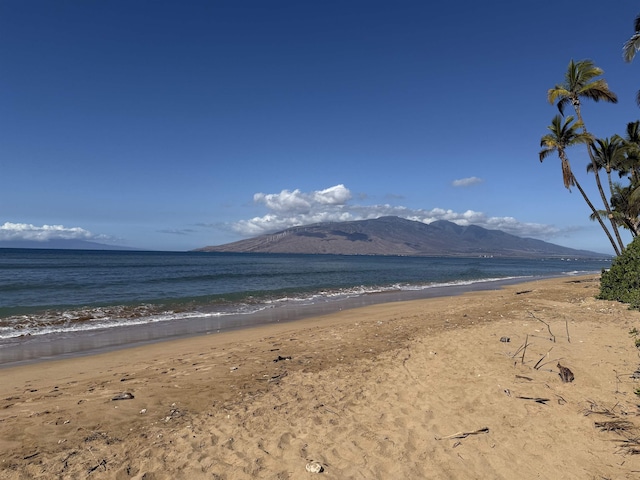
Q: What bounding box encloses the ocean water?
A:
[0,249,610,365]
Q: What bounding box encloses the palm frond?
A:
[589,209,607,221]
[623,32,640,63]
[547,86,569,105]
[561,160,575,189]
[579,79,618,104]
[627,121,640,143]
[539,147,554,162]
[569,59,603,84]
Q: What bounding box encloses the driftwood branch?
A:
[435,427,489,440]
[527,311,555,343]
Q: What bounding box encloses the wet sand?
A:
[2,274,640,479]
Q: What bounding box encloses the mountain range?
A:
[195,216,610,258]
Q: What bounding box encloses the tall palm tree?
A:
[614,121,640,233]
[540,115,621,255]
[623,14,640,106]
[588,136,627,196]
[619,121,640,184]
[547,59,618,118]
[547,59,624,252]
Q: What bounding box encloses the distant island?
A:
[195,216,610,258]
[0,239,135,251]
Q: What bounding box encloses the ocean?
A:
[0,248,610,366]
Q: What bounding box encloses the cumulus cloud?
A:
[253,184,351,214]
[0,222,109,242]
[452,176,483,187]
[230,184,562,241]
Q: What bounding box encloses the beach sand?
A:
[2,275,640,479]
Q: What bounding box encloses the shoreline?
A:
[0,274,566,368]
[3,273,640,479]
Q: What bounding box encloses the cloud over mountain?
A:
[231,184,563,241]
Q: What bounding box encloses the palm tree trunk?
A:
[573,174,621,255]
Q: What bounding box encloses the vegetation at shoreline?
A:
[540,13,640,306]
[598,236,640,309]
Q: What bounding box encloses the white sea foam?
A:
[0,273,602,342]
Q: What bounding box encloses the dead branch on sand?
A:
[616,436,640,455]
[533,346,554,370]
[527,310,555,343]
[595,420,634,432]
[582,400,620,417]
[516,396,550,404]
[435,427,489,440]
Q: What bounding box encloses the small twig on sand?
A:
[594,420,634,432]
[88,459,107,474]
[616,437,640,455]
[535,358,558,371]
[516,396,550,404]
[511,341,527,359]
[583,400,619,417]
[534,346,554,370]
[521,334,529,365]
[435,427,489,440]
[565,318,571,343]
[527,311,555,343]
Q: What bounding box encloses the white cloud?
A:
[252,184,351,214]
[452,176,483,187]
[0,222,108,242]
[230,184,563,241]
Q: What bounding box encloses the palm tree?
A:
[610,184,640,236]
[547,59,624,252]
[623,14,640,106]
[614,121,640,233]
[588,136,627,196]
[588,134,640,239]
[547,59,618,118]
[540,115,622,255]
[619,121,640,183]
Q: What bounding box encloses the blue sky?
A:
[2,1,640,253]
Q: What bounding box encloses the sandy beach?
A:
[2,274,640,479]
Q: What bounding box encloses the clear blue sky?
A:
[2,1,639,253]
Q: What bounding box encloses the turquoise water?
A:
[0,248,610,342]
